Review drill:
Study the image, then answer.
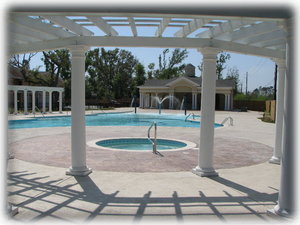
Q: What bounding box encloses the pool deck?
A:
[6,108,285,223]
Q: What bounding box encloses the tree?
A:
[216,52,231,79]
[132,63,146,96]
[147,63,155,79]
[86,48,139,100]
[225,66,240,94]
[41,49,71,99]
[155,48,188,79]
[199,52,231,80]
[9,53,37,82]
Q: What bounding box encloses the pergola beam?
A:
[10,22,58,41]
[10,15,75,39]
[230,22,281,42]
[10,36,285,59]
[86,16,118,36]
[197,20,252,39]
[244,30,287,45]
[10,32,42,43]
[42,15,94,36]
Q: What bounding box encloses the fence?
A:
[265,100,276,121]
[233,100,266,111]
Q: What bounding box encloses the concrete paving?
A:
[6,108,285,223]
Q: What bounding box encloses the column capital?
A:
[68,45,90,57]
[198,47,220,59]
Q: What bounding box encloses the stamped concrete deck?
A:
[6,108,283,222]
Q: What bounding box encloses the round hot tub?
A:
[88,138,196,152]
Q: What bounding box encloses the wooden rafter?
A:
[155,18,171,37]
[174,18,208,37]
[42,15,94,36]
[86,16,118,36]
[10,15,75,39]
[128,17,137,37]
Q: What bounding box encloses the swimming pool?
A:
[8,113,223,129]
[95,138,188,151]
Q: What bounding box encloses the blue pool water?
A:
[8,113,223,129]
[96,138,187,150]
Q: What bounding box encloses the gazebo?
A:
[8,6,295,217]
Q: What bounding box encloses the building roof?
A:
[141,76,235,88]
[8,65,24,81]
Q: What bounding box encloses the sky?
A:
[30,47,276,93]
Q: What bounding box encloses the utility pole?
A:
[274,64,278,100]
[245,72,248,96]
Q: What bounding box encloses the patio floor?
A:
[6,108,284,222]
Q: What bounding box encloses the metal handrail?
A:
[185,113,194,121]
[221,117,233,126]
[185,113,200,121]
[147,121,157,154]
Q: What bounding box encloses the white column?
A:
[224,94,228,110]
[14,90,18,114]
[32,91,36,114]
[194,93,197,110]
[139,93,142,108]
[59,91,63,113]
[141,93,144,108]
[24,90,28,114]
[42,90,46,113]
[66,45,92,176]
[269,59,286,164]
[270,19,294,217]
[193,48,219,177]
[191,93,195,110]
[169,92,174,109]
[49,91,53,113]
[228,94,232,110]
[146,94,150,108]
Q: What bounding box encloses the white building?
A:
[139,76,234,110]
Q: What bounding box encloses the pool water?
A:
[96,138,187,150]
[8,113,223,129]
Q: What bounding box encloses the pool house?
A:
[138,75,235,110]
[8,7,295,218]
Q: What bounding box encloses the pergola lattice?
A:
[9,11,287,59]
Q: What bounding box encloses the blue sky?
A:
[30,48,275,92]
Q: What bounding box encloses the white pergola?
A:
[8,7,295,217]
[8,85,64,114]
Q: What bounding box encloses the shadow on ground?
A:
[7,170,279,222]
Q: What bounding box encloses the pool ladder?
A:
[185,113,200,121]
[147,122,157,154]
[221,116,234,126]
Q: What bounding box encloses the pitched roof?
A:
[141,76,235,88]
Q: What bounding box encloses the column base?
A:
[192,166,218,177]
[66,166,92,176]
[267,204,293,218]
[269,156,281,165]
